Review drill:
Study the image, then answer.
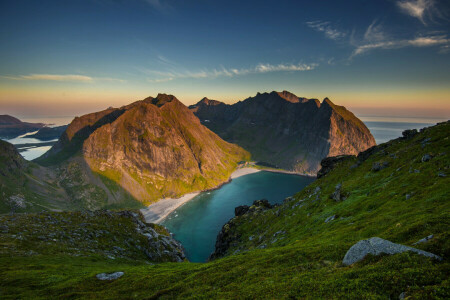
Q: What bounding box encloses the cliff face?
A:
[39,94,249,205]
[190,91,375,174]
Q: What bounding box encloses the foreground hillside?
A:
[0,121,448,299]
[190,91,376,174]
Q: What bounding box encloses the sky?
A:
[0,0,449,119]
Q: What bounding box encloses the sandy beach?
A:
[140,167,261,224]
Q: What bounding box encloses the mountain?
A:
[0,115,45,139]
[36,94,249,205]
[27,125,68,141]
[189,91,376,174]
[1,121,448,298]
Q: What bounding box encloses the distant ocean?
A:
[360,116,446,144]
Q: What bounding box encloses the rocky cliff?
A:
[189,91,376,174]
[37,94,249,205]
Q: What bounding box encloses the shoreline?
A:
[140,167,316,224]
[140,167,262,224]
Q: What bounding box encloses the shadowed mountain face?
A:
[37,94,249,205]
[0,115,45,139]
[189,91,376,174]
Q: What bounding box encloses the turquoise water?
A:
[161,171,314,262]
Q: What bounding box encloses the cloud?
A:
[1,74,126,83]
[306,21,346,40]
[144,62,317,83]
[352,35,450,56]
[396,0,434,24]
[144,0,173,13]
[363,21,387,43]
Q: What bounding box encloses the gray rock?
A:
[402,129,417,139]
[330,183,343,201]
[399,292,405,299]
[96,271,124,280]
[405,194,412,200]
[421,154,432,162]
[372,162,389,172]
[413,234,433,245]
[438,172,446,177]
[325,215,336,223]
[342,237,442,266]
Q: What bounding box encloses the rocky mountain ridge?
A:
[189,91,376,173]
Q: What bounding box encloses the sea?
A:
[161,172,315,262]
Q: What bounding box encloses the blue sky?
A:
[0,0,449,118]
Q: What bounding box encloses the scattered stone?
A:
[399,292,406,299]
[96,272,124,280]
[342,237,442,266]
[405,194,412,200]
[421,154,432,162]
[421,137,431,148]
[413,234,434,245]
[438,172,446,177]
[325,215,336,223]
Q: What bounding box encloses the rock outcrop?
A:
[0,210,186,263]
[189,91,376,174]
[210,199,274,260]
[343,237,442,266]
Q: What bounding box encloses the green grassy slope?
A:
[0,121,448,299]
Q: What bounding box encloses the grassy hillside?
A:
[0,121,448,299]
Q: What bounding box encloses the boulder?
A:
[96,271,124,280]
[343,237,442,266]
[402,129,417,139]
[325,215,336,223]
[317,155,354,178]
[235,205,250,216]
[372,161,389,172]
[330,183,343,201]
[253,199,272,209]
[421,154,432,162]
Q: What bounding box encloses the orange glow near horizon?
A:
[1,85,449,119]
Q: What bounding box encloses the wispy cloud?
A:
[144,0,173,13]
[306,21,346,40]
[396,0,434,24]
[363,21,387,43]
[1,74,126,83]
[352,35,450,56]
[145,62,317,83]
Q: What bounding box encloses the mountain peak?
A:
[152,93,179,107]
[275,90,300,103]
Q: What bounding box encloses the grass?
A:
[0,121,448,298]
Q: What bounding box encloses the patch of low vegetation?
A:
[0,121,448,299]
